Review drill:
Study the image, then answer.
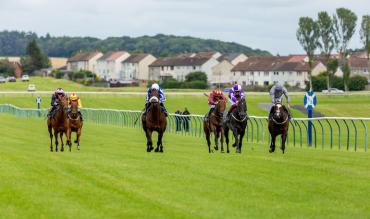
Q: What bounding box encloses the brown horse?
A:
[141,89,167,152]
[66,100,83,151]
[47,95,68,152]
[204,99,226,153]
[268,103,289,154]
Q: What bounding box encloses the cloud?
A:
[0,0,369,54]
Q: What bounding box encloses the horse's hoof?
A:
[221,150,225,153]
[214,147,218,151]
[74,140,78,144]
[147,149,151,152]
[154,148,159,152]
[227,150,230,153]
[269,149,274,153]
[232,144,236,147]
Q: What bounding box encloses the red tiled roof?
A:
[122,54,149,63]
[149,56,211,67]
[98,51,127,61]
[349,57,369,68]
[68,52,101,62]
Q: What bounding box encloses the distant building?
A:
[96,51,130,80]
[231,56,325,88]
[149,54,219,82]
[67,51,103,73]
[10,61,22,78]
[120,54,156,82]
[348,56,369,79]
[212,53,248,85]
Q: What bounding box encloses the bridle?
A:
[68,101,80,121]
[231,98,248,123]
[272,103,288,125]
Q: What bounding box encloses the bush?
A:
[185,71,207,82]
[349,75,368,91]
[54,70,64,79]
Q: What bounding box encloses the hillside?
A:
[0,31,271,57]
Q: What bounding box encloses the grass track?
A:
[0,114,370,218]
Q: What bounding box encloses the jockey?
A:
[68,92,83,121]
[144,83,168,116]
[269,83,292,120]
[48,88,65,118]
[227,84,245,118]
[208,89,226,115]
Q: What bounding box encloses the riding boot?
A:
[160,103,168,117]
[79,111,84,122]
[268,106,274,120]
[49,105,56,118]
[143,103,149,116]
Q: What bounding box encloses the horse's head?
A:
[214,99,226,119]
[272,103,287,122]
[69,100,79,119]
[236,98,247,119]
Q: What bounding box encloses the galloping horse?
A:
[142,89,167,152]
[224,98,248,153]
[204,99,226,153]
[47,95,68,152]
[268,103,289,153]
[66,100,83,151]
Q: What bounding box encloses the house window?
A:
[264,81,269,86]
[264,72,269,76]
[364,68,368,72]
[289,72,293,76]
[233,72,235,76]
[255,81,258,85]
[170,66,174,70]
[250,72,254,76]
[242,81,246,86]
[161,66,164,71]
[297,72,302,76]
[193,66,196,70]
[241,72,246,76]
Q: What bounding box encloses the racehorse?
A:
[66,100,83,151]
[141,89,167,152]
[224,98,248,153]
[203,99,226,153]
[47,95,68,152]
[268,103,289,154]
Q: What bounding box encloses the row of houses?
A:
[66,50,369,88]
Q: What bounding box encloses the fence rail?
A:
[0,104,368,152]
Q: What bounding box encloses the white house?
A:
[149,55,219,82]
[96,51,130,80]
[231,56,315,88]
[120,54,157,82]
[67,51,103,73]
[211,53,248,85]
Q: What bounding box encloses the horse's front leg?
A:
[269,134,276,153]
[281,132,287,154]
[224,126,230,153]
[214,129,219,151]
[145,130,153,152]
[155,131,164,153]
[60,132,65,152]
[232,128,240,153]
[54,130,59,152]
[77,128,81,150]
[239,129,246,153]
[48,125,53,152]
[220,127,225,153]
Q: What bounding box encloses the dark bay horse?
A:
[47,95,68,152]
[203,99,226,153]
[142,89,167,152]
[224,98,248,153]
[66,100,83,151]
[268,103,289,153]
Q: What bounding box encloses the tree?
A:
[326,58,339,88]
[0,59,15,76]
[21,39,50,74]
[360,15,370,60]
[333,8,357,91]
[185,71,207,82]
[317,11,336,89]
[296,17,320,91]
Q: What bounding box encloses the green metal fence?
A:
[0,104,368,152]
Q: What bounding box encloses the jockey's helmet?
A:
[55,88,64,95]
[151,83,159,90]
[275,83,283,91]
[70,92,79,101]
[232,84,242,92]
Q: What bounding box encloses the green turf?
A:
[0,113,369,218]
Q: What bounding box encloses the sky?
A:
[0,0,369,55]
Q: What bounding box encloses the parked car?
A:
[0,76,6,83]
[21,75,29,82]
[322,88,344,94]
[7,76,16,82]
[28,84,36,92]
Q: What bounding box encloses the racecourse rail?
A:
[0,104,368,152]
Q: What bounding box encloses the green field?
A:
[0,114,369,218]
